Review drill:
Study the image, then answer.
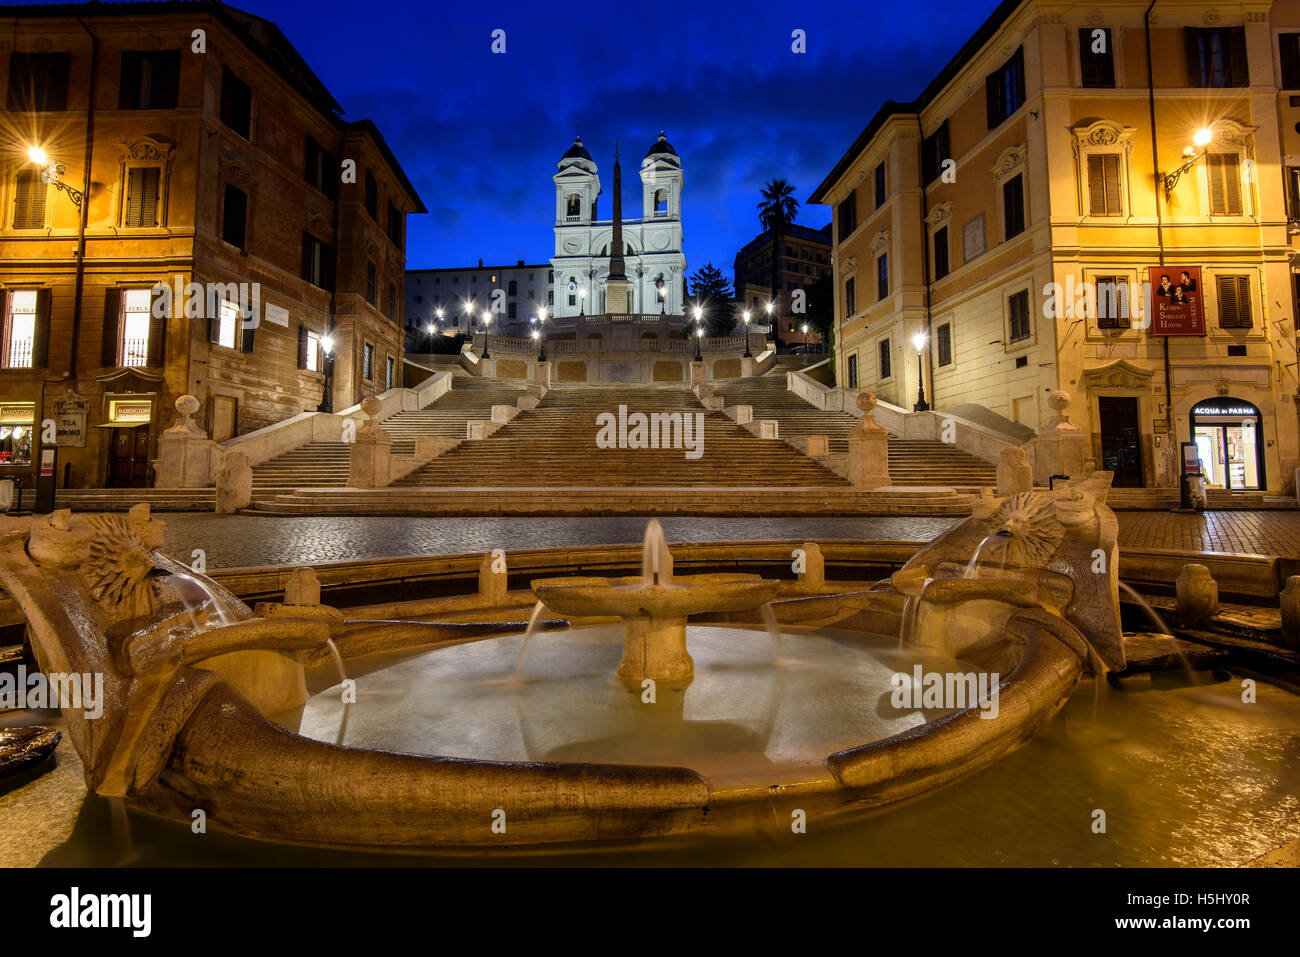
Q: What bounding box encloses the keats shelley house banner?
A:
[1147,265,1206,336]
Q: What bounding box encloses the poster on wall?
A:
[1147,265,1206,336]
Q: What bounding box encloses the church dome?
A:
[645,131,679,163]
[560,136,593,163]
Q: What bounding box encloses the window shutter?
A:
[1222,155,1242,214]
[101,288,121,366]
[208,309,221,344]
[141,168,159,226]
[1087,155,1106,214]
[241,317,255,353]
[1208,155,1227,214]
[1228,28,1249,87]
[1217,276,1241,327]
[1103,155,1121,214]
[147,292,166,366]
[119,52,142,109]
[14,170,45,228]
[297,324,308,368]
[32,288,51,368]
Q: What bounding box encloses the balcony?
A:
[122,337,149,368]
[3,337,32,369]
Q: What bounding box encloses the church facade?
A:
[550,134,687,320]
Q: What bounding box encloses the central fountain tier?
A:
[531,573,780,682]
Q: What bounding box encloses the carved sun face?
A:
[992,492,1066,568]
[80,515,160,620]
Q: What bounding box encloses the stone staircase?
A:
[713,376,999,488]
[247,376,528,492]
[392,386,849,488]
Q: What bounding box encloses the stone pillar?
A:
[214,451,252,513]
[1280,577,1300,650]
[1028,390,1089,485]
[797,541,825,589]
[690,360,707,385]
[284,567,321,605]
[847,393,891,489]
[347,396,392,488]
[733,404,753,425]
[997,446,1033,496]
[534,360,552,388]
[154,395,216,488]
[1176,564,1218,627]
[479,551,507,602]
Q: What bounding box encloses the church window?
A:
[566,194,581,219]
[654,189,668,215]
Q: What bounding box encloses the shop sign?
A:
[1147,265,1206,336]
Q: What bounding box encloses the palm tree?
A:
[757,179,800,346]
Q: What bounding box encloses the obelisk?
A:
[605,144,630,314]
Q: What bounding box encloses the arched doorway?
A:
[1189,397,1264,491]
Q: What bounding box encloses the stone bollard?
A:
[534,360,552,389]
[997,446,1033,496]
[797,542,825,590]
[758,419,780,439]
[155,394,216,488]
[806,435,829,456]
[284,567,321,606]
[848,393,890,489]
[479,551,508,602]
[1281,577,1300,650]
[214,451,252,514]
[348,396,392,488]
[733,404,753,425]
[1176,564,1218,627]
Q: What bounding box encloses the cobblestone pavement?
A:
[156,510,1300,569]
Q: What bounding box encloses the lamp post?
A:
[578,286,586,317]
[658,284,666,315]
[693,305,704,362]
[1162,128,1214,201]
[765,299,775,348]
[742,309,752,357]
[801,323,809,354]
[27,146,84,211]
[536,306,548,362]
[481,309,492,359]
[425,322,435,353]
[911,331,930,412]
[317,333,336,413]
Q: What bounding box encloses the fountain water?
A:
[1116,581,1201,682]
[511,601,551,681]
[963,531,1010,580]
[323,638,351,745]
[641,518,672,586]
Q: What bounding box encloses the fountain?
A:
[0,476,1141,850]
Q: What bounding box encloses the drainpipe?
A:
[69,17,97,381]
[1145,1,1175,468]
[917,118,935,409]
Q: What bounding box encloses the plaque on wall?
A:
[52,388,89,447]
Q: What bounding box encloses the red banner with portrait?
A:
[1147,266,1206,336]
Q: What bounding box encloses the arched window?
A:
[654,188,668,216]
[565,194,581,218]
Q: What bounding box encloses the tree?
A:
[688,262,734,337]
[805,272,834,345]
[757,179,800,345]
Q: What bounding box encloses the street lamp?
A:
[578,286,586,317]
[742,309,752,357]
[693,305,704,361]
[481,309,492,359]
[317,334,336,413]
[911,331,930,412]
[1162,127,1214,201]
[26,145,83,210]
[801,323,809,354]
[536,306,548,362]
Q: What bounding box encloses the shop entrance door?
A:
[1098,396,1143,487]
[107,425,150,488]
[1190,398,1263,491]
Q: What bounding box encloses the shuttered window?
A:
[1079,28,1116,88]
[1008,290,1031,342]
[936,322,953,366]
[878,339,891,379]
[1087,154,1123,215]
[124,167,160,227]
[846,354,858,389]
[1216,275,1252,328]
[220,67,252,138]
[845,276,855,315]
[1206,154,1242,215]
[1003,174,1025,237]
[119,50,180,109]
[933,226,949,280]
[366,261,377,304]
[1282,33,1300,90]
[1094,275,1131,329]
[12,169,46,229]
[1186,27,1249,87]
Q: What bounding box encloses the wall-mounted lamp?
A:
[1162,128,1213,201]
[27,145,84,210]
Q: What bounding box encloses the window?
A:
[838,191,857,236]
[1079,28,1115,88]
[3,290,47,369]
[548,291,554,306]
[7,52,70,111]
[936,322,952,366]
[125,167,161,228]
[220,67,252,138]
[1087,154,1123,216]
[507,302,517,320]
[119,51,180,109]
[1186,27,1248,87]
[654,189,668,215]
[387,282,397,321]
[922,122,950,185]
[0,404,34,466]
[847,354,858,388]
[12,169,46,229]
[1003,174,1025,238]
[363,342,375,380]
[878,339,892,379]
[874,162,886,208]
[845,276,856,316]
[508,280,517,296]
[387,200,402,245]
[1206,154,1243,215]
[1093,275,1131,329]
[119,289,152,367]
[986,47,1025,128]
[300,327,321,371]
[305,137,338,198]
[1288,167,1300,218]
[364,172,378,219]
[386,356,395,390]
[1216,275,1252,328]
[211,299,240,349]
[365,261,377,305]
[1282,33,1300,89]
[1008,289,1031,342]
[566,194,581,218]
[877,253,889,300]
[933,225,950,280]
[221,183,247,247]
[301,233,335,290]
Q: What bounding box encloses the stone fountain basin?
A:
[531,573,781,618]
